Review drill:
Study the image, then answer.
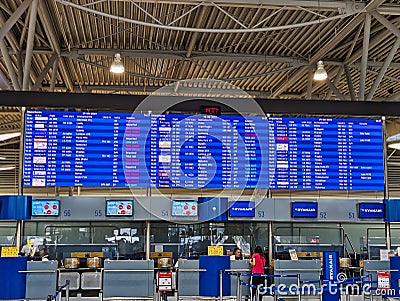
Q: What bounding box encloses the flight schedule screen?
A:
[23,110,384,190]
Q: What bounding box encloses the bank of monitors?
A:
[24,110,384,190]
[31,199,60,216]
[229,201,255,217]
[358,202,384,219]
[106,200,133,216]
[171,200,198,217]
[291,202,318,218]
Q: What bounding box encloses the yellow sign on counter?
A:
[207,246,223,256]
[1,247,19,257]
[150,252,173,258]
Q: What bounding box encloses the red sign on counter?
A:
[158,272,173,291]
[377,271,390,290]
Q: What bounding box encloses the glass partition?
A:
[0,221,16,246]
[22,221,146,260]
[273,223,344,258]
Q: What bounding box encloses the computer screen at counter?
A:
[31,200,60,216]
[23,110,384,190]
[106,200,133,216]
[171,200,198,216]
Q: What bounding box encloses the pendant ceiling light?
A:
[313,60,328,81]
[110,53,124,74]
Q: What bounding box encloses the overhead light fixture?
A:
[0,130,21,142]
[110,53,124,74]
[313,60,328,81]
[387,133,400,150]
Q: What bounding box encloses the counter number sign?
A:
[207,245,223,256]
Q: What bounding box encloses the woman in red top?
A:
[250,246,266,301]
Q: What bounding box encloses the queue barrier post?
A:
[65,280,70,301]
[367,273,373,301]
[236,272,242,301]
[220,270,223,301]
[152,278,156,301]
[297,274,301,301]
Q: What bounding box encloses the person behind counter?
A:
[230,247,243,260]
[20,243,31,256]
[250,246,266,301]
[20,243,38,257]
[39,248,49,261]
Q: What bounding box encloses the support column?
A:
[268,221,273,266]
[146,220,151,260]
[18,107,26,195]
[16,220,23,250]
[22,0,39,90]
[385,222,391,250]
[383,116,390,249]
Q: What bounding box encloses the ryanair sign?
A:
[291,202,318,218]
[358,203,384,219]
[228,201,255,217]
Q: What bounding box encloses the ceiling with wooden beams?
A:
[2,0,400,195]
[1,0,400,99]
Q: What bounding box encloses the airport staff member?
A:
[230,247,243,260]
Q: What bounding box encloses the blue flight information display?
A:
[23,110,384,190]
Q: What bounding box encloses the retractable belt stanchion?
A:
[297,273,301,301]
[236,272,242,301]
[65,280,70,301]
[220,270,223,301]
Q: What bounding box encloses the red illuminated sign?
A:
[200,106,221,115]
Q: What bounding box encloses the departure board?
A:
[23,110,384,190]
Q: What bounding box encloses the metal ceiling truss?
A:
[55,0,357,34]
[271,0,392,99]
[61,0,393,12]
[0,0,399,101]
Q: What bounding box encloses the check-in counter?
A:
[229,260,251,297]
[274,259,321,296]
[0,257,27,300]
[177,259,200,297]
[363,260,390,283]
[103,259,154,298]
[177,258,251,298]
[25,260,57,299]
